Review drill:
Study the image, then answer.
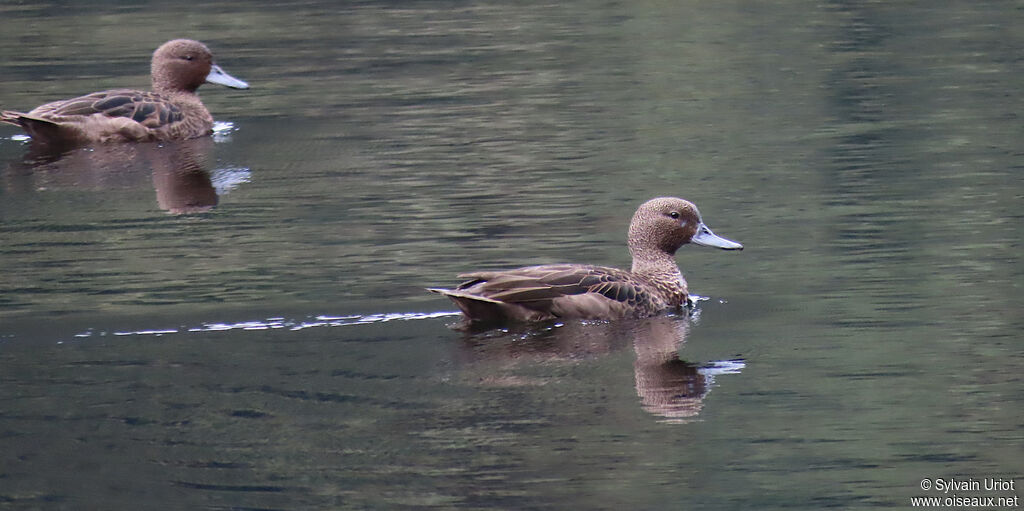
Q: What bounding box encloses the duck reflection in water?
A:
[455,314,743,423]
[150,139,219,214]
[3,137,246,214]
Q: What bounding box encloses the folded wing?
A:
[430,264,667,322]
[26,90,184,128]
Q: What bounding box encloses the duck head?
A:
[151,39,249,94]
[628,197,743,263]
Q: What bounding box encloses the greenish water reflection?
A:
[1,0,1020,509]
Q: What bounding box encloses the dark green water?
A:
[1,1,1021,509]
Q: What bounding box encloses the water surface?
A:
[1,1,1021,509]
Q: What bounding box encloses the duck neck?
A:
[631,250,688,306]
[151,64,201,95]
[153,81,198,95]
[630,250,682,281]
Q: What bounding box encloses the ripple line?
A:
[68,311,462,341]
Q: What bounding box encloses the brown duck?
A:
[1,39,248,145]
[429,197,743,323]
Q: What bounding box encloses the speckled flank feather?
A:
[430,264,669,322]
[1,39,246,145]
[2,89,200,143]
[430,197,743,323]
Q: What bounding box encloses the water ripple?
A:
[211,121,238,143]
[70,311,462,341]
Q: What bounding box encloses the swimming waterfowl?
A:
[1,39,248,145]
[429,197,743,323]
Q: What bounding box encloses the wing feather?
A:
[436,264,669,321]
[29,90,184,129]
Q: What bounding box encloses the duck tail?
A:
[0,113,74,143]
[427,287,501,318]
[0,110,26,126]
[427,287,550,323]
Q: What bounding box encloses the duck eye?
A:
[182,55,194,61]
[668,211,681,219]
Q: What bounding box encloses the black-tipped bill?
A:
[692,223,743,250]
[206,64,249,89]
